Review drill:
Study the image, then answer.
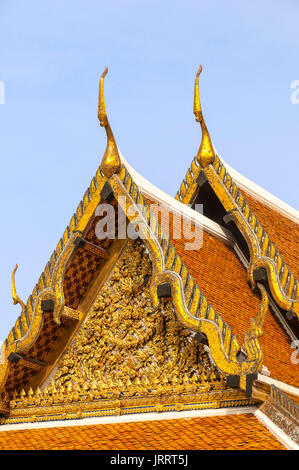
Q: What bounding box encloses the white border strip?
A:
[221,157,299,224]
[120,149,299,225]
[119,152,233,245]
[0,406,256,433]
[255,409,299,450]
[258,374,299,398]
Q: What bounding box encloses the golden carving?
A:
[11,264,26,315]
[53,240,222,391]
[193,66,215,168]
[2,387,255,425]
[241,283,268,368]
[98,67,121,178]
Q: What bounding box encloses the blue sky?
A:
[0,0,298,339]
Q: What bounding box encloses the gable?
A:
[48,239,224,390]
[2,240,255,424]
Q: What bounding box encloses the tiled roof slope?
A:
[0,415,284,450]
[241,190,299,280]
[147,199,298,388]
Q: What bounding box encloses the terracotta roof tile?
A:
[0,414,284,450]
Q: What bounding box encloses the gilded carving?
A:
[11,264,26,318]
[98,67,122,178]
[193,66,215,168]
[54,240,222,391]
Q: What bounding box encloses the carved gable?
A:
[5,240,254,424]
[52,239,222,389]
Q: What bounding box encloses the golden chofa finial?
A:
[193,66,215,168]
[11,264,26,313]
[98,67,122,178]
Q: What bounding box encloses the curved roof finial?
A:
[193,66,215,168]
[11,264,26,313]
[98,67,122,178]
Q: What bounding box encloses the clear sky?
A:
[0,0,298,340]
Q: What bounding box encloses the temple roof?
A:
[0,67,298,449]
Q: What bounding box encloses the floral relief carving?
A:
[54,240,223,392]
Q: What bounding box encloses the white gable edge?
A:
[119,150,299,230]
[258,374,299,398]
[221,157,299,224]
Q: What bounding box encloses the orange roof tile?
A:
[0,414,284,450]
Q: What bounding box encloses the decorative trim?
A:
[270,384,299,421]
[0,406,257,432]
[234,246,298,343]
[1,379,256,426]
[61,306,82,322]
[255,408,299,450]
